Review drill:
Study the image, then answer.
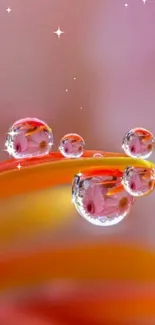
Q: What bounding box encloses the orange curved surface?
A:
[0,151,155,322]
[0,150,154,199]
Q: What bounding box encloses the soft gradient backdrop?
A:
[0,0,154,245]
[0,0,155,323]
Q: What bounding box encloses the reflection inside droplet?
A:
[5,117,53,159]
[72,169,135,226]
[122,166,155,197]
[122,127,154,159]
[59,133,85,158]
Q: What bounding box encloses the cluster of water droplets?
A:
[121,127,155,198]
[4,119,155,226]
[72,127,155,226]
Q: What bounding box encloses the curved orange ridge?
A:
[0,150,126,172]
[0,150,154,199]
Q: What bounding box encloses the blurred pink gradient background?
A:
[0,0,155,323]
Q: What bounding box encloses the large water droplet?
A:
[122,166,155,197]
[122,128,154,158]
[72,169,135,226]
[5,117,53,159]
[59,133,85,158]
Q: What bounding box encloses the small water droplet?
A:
[5,117,53,159]
[93,153,103,158]
[59,133,85,158]
[122,127,154,159]
[72,170,135,226]
[122,166,155,197]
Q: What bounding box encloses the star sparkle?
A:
[142,0,146,3]
[3,146,14,156]
[124,3,128,7]
[7,130,18,137]
[53,27,64,39]
[6,7,12,13]
[17,164,21,170]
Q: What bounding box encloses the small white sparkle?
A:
[65,89,68,92]
[17,164,21,170]
[124,3,128,7]
[7,130,18,137]
[6,7,12,13]
[53,27,64,39]
[4,147,14,156]
[73,77,76,80]
[80,107,83,110]
[142,0,146,4]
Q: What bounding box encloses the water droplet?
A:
[122,166,155,197]
[72,169,135,226]
[122,128,154,158]
[5,117,53,159]
[93,153,103,158]
[59,133,85,158]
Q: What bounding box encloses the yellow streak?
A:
[0,185,74,248]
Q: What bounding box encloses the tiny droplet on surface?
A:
[93,153,103,158]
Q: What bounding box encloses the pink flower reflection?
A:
[63,139,82,155]
[14,130,50,155]
[129,137,146,155]
[82,178,134,219]
[83,183,107,216]
[28,131,49,151]
[14,132,28,153]
[127,168,153,194]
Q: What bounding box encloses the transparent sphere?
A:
[122,128,154,159]
[72,169,135,226]
[5,117,53,159]
[122,166,155,197]
[59,133,85,158]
